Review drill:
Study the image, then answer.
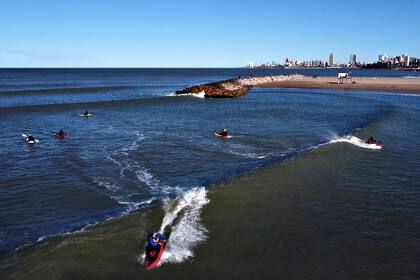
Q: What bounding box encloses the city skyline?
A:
[247,51,419,68]
[1,0,419,67]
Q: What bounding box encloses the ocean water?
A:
[0,68,419,279]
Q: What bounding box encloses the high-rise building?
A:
[329,53,334,67]
[378,54,388,63]
[400,54,409,66]
[349,54,357,64]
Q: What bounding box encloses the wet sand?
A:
[253,76,420,93]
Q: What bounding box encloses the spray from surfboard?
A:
[329,135,383,150]
[147,187,209,265]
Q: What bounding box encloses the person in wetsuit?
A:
[83,110,90,117]
[26,135,35,142]
[218,128,228,137]
[366,136,377,144]
[145,232,165,261]
[58,129,65,136]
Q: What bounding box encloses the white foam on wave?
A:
[168,91,206,99]
[228,150,266,159]
[93,177,120,192]
[105,131,146,179]
[121,131,146,152]
[117,197,157,213]
[141,187,209,265]
[103,131,178,197]
[135,168,169,194]
[329,135,383,150]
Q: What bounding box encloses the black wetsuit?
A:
[27,136,35,142]
[367,137,377,144]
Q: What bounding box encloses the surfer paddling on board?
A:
[366,136,377,144]
[26,134,35,143]
[54,129,66,139]
[215,128,229,137]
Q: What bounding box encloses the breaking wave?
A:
[160,187,209,264]
[138,187,209,266]
[168,91,206,99]
[329,135,383,149]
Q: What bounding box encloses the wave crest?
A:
[330,135,383,149]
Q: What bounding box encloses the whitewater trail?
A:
[159,187,209,264]
[138,187,209,266]
[329,135,383,150]
[99,131,175,207]
[168,91,206,99]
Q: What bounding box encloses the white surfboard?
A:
[22,134,40,144]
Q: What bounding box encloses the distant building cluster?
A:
[246,52,419,69]
[376,53,419,67]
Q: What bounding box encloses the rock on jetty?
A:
[238,74,304,86]
[175,75,304,98]
[175,79,252,98]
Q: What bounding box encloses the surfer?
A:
[54,129,66,139]
[22,133,39,144]
[83,110,90,117]
[144,232,166,269]
[366,136,377,144]
[26,134,35,143]
[148,232,165,249]
[217,128,229,137]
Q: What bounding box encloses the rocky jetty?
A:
[239,74,304,86]
[175,75,305,98]
[175,79,252,98]
[175,74,420,97]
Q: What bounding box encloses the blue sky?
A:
[1,0,419,67]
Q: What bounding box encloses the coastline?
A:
[175,75,420,98]
[254,76,420,94]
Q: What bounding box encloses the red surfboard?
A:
[144,241,166,270]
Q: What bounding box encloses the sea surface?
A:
[0,68,419,279]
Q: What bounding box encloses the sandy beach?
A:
[240,75,420,93]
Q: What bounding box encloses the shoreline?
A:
[253,76,420,94]
[175,75,420,98]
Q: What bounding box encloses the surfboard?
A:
[22,134,40,144]
[79,114,93,117]
[144,241,166,270]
